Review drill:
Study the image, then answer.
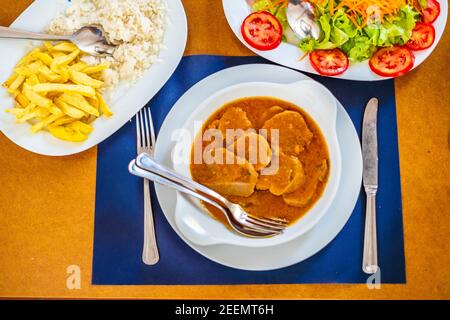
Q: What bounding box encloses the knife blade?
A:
[362,97,378,190]
[362,97,379,274]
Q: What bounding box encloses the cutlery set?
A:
[131,97,379,273]
[129,153,288,239]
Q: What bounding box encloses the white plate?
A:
[172,80,342,247]
[222,0,448,81]
[154,63,362,270]
[0,0,187,156]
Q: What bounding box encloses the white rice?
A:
[47,0,166,89]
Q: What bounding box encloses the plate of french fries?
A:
[0,0,187,156]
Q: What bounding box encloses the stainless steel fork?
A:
[130,153,288,237]
[136,107,159,265]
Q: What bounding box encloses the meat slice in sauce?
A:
[211,107,253,140]
[257,105,284,127]
[283,160,328,207]
[256,151,305,196]
[196,148,258,197]
[227,132,272,171]
[262,111,313,156]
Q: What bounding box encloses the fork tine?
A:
[240,221,283,235]
[247,215,288,226]
[136,110,141,149]
[244,216,286,231]
[143,107,150,148]
[147,107,156,146]
[139,110,145,147]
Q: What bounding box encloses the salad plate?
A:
[222,0,447,81]
[153,63,363,270]
[0,0,187,156]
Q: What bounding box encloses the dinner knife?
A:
[362,97,379,274]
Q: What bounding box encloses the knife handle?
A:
[363,191,378,274]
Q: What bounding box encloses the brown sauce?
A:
[190,97,330,228]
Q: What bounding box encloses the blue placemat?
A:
[92,55,405,285]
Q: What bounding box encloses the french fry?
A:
[5,107,25,117]
[14,61,42,77]
[32,83,96,97]
[43,41,53,52]
[15,92,30,108]
[69,69,103,88]
[86,96,99,109]
[51,51,66,58]
[52,42,78,52]
[50,49,80,71]
[57,66,70,82]
[3,41,112,142]
[82,64,109,74]
[38,74,47,83]
[71,120,93,134]
[60,92,99,116]
[23,84,51,108]
[55,99,85,119]
[48,123,88,142]
[48,104,63,115]
[37,65,60,82]
[7,75,25,92]
[70,62,87,71]
[96,92,113,117]
[26,74,40,86]
[3,73,18,88]
[16,107,48,123]
[52,115,77,126]
[15,48,40,67]
[34,52,53,67]
[31,113,64,133]
[7,103,37,121]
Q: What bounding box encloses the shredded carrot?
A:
[255,0,422,29]
[258,0,289,12]
[309,0,422,28]
[329,0,335,15]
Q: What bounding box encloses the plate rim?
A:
[153,63,363,271]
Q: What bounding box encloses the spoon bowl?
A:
[0,25,117,57]
[70,25,117,56]
[286,0,320,40]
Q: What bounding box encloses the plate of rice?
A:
[0,0,187,156]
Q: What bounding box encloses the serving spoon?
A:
[245,0,320,40]
[0,25,117,56]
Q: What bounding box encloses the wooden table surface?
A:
[0,0,449,299]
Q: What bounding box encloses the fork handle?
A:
[136,153,230,207]
[142,179,159,265]
[129,162,228,215]
[0,26,69,41]
[129,161,280,238]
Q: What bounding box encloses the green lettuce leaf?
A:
[342,34,376,62]
[252,0,271,11]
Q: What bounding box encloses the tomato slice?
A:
[422,0,441,23]
[309,49,349,76]
[369,46,415,77]
[241,11,283,51]
[407,23,435,50]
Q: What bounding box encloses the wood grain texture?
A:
[0,0,449,299]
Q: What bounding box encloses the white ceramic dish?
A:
[222,0,448,81]
[172,80,342,247]
[153,63,362,270]
[0,0,187,156]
